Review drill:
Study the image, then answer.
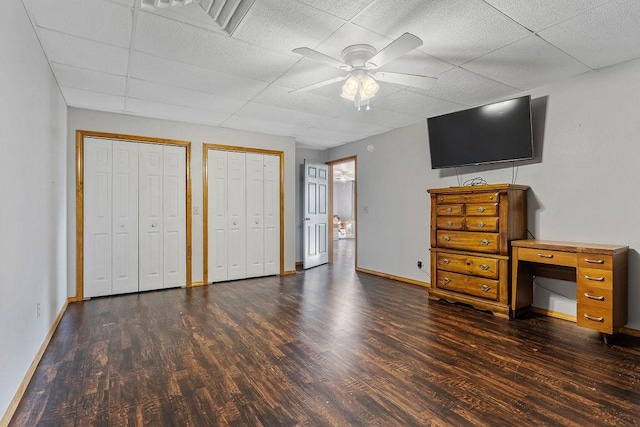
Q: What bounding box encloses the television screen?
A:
[427,95,534,169]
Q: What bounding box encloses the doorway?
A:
[328,157,357,267]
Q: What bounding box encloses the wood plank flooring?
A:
[10,241,640,426]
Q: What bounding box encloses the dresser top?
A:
[511,239,628,255]
[427,183,529,194]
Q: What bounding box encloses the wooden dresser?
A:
[427,184,528,318]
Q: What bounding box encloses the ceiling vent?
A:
[141,0,255,36]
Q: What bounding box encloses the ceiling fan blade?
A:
[367,33,423,69]
[373,71,436,90]
[289,75,348,93]
[292,47,349,70]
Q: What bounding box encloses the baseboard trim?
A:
[190,281,206,287]
[531,306,577,322]
[620,326,640,338]
[280,270,297,276]
[355,267,430,288]
[1,299,68,427]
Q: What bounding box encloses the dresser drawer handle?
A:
[480,284,491,292]
[480,239,490,246]
[584,258,605,264]
[584,293,605,301]
[442,236,451,242]
[537,253,554,258]
[446,207,453,213]
[583,314,604,322]
[477,207,485,213]
[441,258,450,265]
[476,222,485,228]
[480,264,490,271]
[442,277,451,284]
[446,221,453,227]
[585,275,605,282]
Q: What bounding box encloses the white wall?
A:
[333,181,353,219]
[67,108,297,296]
[321,58,640,329]
[0,0,68,419]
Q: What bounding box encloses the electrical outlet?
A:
[417,259,423,269]
[193,206,200,215]
[37,303,41,319]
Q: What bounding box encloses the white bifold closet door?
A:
[84,138,186,298]
[207,149,279,283]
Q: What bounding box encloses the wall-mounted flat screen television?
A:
[427,95,534,169]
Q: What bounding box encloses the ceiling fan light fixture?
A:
[341,73,379,109]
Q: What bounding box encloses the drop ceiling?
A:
[21,0,640,149]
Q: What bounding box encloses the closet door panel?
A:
[264,154,279,275]
[111,141,139,294]
[227,152,246,280]
[246,153,264,278]
[163,145,187,288]
[208,150,228,282]
[84,138,113,298]
[139,143,164,292]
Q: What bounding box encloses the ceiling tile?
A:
[319,117,392,136]
[484,0,609,32]
[297,0,375,20]
[295,127,364,143]
[233,0,345,54]
[463,35,591,90]
[251,84,351,117]
[130,52,268,101]
[134,11,298,82]
[62,87,125,112]
[108,0,134,6]
[313,23,392,60]
[221,115,307,136]
[295,136,343,149]
[234,103,330,127]
[25,0,133,47]
[538,0,640,69]
[273,58,345,90]
[353,0,531,65]
[338,108,424,129]
[52,63,126,96]
[377,89,464,118]
[126,98,230,126]
[409,67,520,107]
[127,79,246,114]
[39,28,129,75]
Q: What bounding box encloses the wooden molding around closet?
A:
[202,143,285,284]
[75,130,192,301]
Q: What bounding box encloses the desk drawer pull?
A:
[585,275,605,282]
[584,293,605,301]
[537,253,554,258]
[584,258,605,264]
[583,314,604,322]
[480,284,491,292]
[480,264,490,271]
[480,239,490,246]
[442,236,451,242]
[441,258,450,265]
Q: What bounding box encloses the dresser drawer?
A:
[465,216,498,232]
[514,247,577,267]
[437,231,499,253]
[465,203,498,216]
[436,216,464,230]
[436,270,498,300]
[577,267,613,290]
[436,252,499,279]
[435,192,499,204]
[577,301,613,333]
[436,204,463,215]
[577,254,614,270]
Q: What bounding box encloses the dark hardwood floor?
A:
[10,240,640,426]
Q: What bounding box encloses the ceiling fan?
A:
[291,33,437,110]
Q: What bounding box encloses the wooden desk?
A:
[511,240,628,336]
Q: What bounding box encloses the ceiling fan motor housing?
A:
[341,44,378,68]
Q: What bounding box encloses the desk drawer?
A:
[436,270,498,300]
[577,267,613,290]
[515,247,576,267]
[577,254,614,270]
[437,231,499,253]
[578,284,613,306]
[436,252,499,279]
[577,301,613,333]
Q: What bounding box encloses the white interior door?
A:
[227,151,246,280]
[111,141,139,295]
[163,145,187,288]
[264,154,279,275]
[246,153,265,278]
[303,160,329,269]
[84,138,113,298]
[208,149,228,282]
